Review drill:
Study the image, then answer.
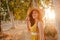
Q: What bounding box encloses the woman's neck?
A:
[35,19,38,23]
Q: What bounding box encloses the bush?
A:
[44,24,58,40]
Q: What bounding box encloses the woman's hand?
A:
[26,17,31,32]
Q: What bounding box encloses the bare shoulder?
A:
[38,21,44,28]
[38,21,42,25]
[38,21,41,27]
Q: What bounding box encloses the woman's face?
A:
[32,10,38,19]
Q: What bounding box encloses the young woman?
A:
[26,8,45,40]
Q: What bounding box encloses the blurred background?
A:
[0,0,60,40]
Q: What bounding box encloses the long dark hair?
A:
[29,9,41,26]
[29,12,35,26]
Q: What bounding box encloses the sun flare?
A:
[45,7,55,20]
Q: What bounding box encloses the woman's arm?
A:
[26,17,31,32]
[38,22,45,40]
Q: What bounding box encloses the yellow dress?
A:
[30,23,39,40]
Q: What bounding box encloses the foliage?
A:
[0,0,10,21]
[0,0,53,21]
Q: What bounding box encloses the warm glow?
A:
[45,7,55,20]
[40,0,55,21]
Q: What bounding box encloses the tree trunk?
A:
[6,0,15,28]
[33,0,38,8]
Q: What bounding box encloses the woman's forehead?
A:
[32,10,38,13]
[32,10,38,12]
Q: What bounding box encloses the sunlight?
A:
[45,7,55,20]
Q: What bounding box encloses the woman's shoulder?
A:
[38,21,42,24]
[38,21,41,26]
[38,21,44,26]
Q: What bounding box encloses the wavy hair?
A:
[29,9,43,26]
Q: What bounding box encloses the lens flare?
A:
[45,7,55,20]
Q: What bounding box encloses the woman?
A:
[26,8,45,40]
